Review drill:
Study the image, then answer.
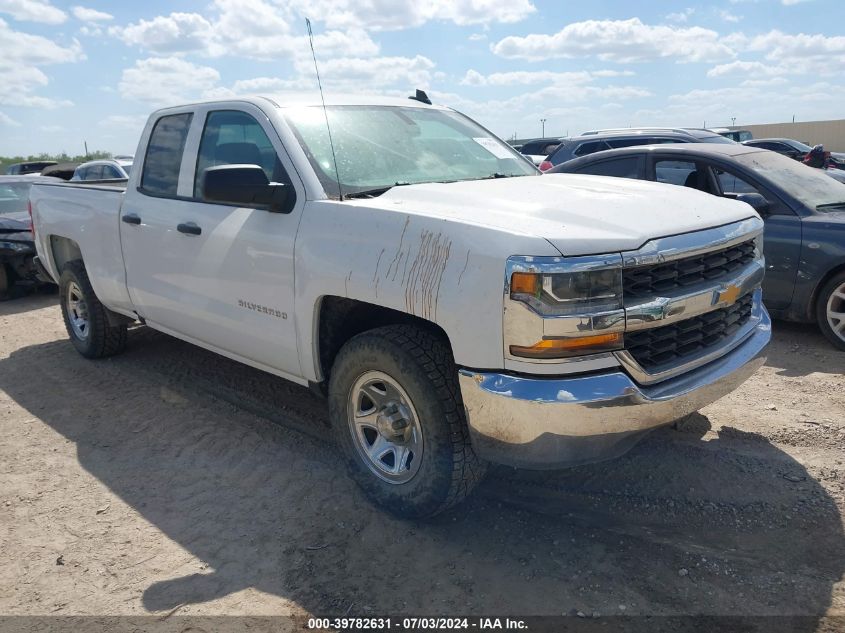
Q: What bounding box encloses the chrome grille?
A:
[623,239,756,300]
[625,292,754,370]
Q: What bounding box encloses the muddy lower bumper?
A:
[458,308,771,470]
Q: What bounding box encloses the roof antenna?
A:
[306,18,343,201]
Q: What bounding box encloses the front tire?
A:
[328,325,487,518]
[816,271,845,351]
[59,261,127,358]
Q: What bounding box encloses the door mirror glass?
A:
[735,192,770,214]
[202,164,291,212]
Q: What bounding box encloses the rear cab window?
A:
[140,113,193,196]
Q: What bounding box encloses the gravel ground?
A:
[0,295,843,627]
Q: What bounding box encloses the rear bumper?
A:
[458,306,771,470]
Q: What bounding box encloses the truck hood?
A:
[357,174,756,256]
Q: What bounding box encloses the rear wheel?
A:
[328,324,487,518]
[816,271,845,351]
[59,261,127,358]
[0,265,8,300]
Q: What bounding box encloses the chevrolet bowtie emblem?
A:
[715,284,741,305]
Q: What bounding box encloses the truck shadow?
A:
[766,319,845,377]
[0,328,842,626]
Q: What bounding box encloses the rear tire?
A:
[0,264,8,300]
[59,260,127,358]
[816,271,845,351]
[328,324,487,518]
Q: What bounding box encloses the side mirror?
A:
[202,164,291,213]
[735,192,770,215]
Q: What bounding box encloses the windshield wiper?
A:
[816,202,845,210]
[343,181,411,199]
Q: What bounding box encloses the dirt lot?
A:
[1,295,843,626]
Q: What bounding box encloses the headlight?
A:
[510,268,623,316]
[506,255,625,359]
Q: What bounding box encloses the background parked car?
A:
[517,137,566,166]
[0,175,58,299]
[71,158,132,181]
[540,128,734,171]
[710,127,753,142]
[549,143,845,349]
[742,137,813,161]
[40,162,80,181]
[743,138,845,171]
[3,161,58,176]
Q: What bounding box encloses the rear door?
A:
[119,104,306,378]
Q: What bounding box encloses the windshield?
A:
[734,149,845,209]
[0,181,32,215]
[283,105,538,198]
[784,139,812,153]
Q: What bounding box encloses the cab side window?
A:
[140,113,193,196]
[194,110,292,200]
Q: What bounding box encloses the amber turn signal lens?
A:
[510,332,623,359]
[510,272,541,296]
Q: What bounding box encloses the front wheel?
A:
[328,325,487,518]
[816,272,845,351]
[59,261,127,358]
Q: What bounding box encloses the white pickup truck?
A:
[30,94,771,517]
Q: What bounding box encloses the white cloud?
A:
[308,55,436,89]
[468,32,487,41]
[0,18,83,108]
[460,69,594,86]
[0,0,66,24]
[72,6,113,22]
[118,57,221,106]
[782,0,813,4]
[286,0,536,31]
[707,60,783,77]
[0,111,20,127]
[491,18,736,63]
[109,0,379,61]
[713,30,845,78]
[110,12,216,54]
[718,10,741,23]
[665,8,694,23]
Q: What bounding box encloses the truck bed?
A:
[30,179,132,311]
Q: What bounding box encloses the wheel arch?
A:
[48,235,83,277]
[807,261,845,321]
[312,295,454,388]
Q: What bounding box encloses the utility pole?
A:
[540,118,547,137]
[731,117,736,127]
[84,140,89,156]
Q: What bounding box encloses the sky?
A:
[0,0,843,156]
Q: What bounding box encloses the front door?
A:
[708,163,802,311]
[119,105,305,378]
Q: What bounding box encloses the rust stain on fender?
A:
[403,230,451,320]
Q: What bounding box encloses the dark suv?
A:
[541,128,734,170]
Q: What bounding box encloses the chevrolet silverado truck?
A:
[30,95,771,517]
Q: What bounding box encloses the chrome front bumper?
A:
[458,306,771,470]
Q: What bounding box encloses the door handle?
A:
[121,213,141,225]
[177,222,202,236]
